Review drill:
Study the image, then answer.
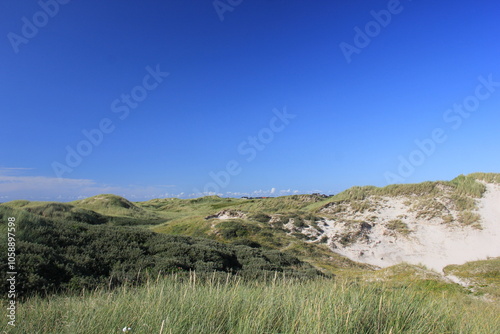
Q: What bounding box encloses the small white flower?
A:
[122,326,132,332]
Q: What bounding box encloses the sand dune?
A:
[318,183,500,272]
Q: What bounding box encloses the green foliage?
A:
[216,220,261,239]
[386,219,411,236]
[330,182,441,204]
[231,239,261,248]
[318,174,500,229]
[291,232,309,240]
[444,257,500,299]
[377,181,442,197]
[469,172,500,184]
[3,172,499,303]
[411,198,447,220]
[451,193,476,211]
[249,212,271,223]
[153,216,211,237]
[70,194,163,224]
[271,212,309,228]
[210,201,238,210]
[232,195,325,213]
[450,174,486,198]
[334,186,374,201]
[188,195,224,204]
[13,276,500,334]
[303,213,319,222]
[292,217,306,228]
[458,211,481,228]
[318,235,329,243]
[0,206,320,298]
[1,199,31,207]
[322,175,494,211]
[350,200,371,213]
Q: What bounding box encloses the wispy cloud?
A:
[188,188,304,199]
[0,168,176,202]
[0,167,34,170]
[0,168,319,202]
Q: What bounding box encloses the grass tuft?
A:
[8,275,499,334]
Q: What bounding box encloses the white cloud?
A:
[0,168,177,202]
[0,168,309,202]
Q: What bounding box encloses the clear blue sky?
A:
[1,0,499,201]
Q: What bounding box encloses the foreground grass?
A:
[4,275,499,334]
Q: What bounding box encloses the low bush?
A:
[216,220,261,239]
[249,212,271,223]
[0,206,320,297]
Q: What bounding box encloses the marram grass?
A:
[4,275,499,334]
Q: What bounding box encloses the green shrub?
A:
[318,235,329,243]
[231,239,261,248]
[291,232,309,240]
[303,213,318,222]
[216,220,260,239]
[292,217,306,228]
[249,212,271,223]
[0,206,320,297]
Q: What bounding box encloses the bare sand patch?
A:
[319,183,500,272]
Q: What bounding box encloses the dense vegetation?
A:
[1,173,499,332]
[1,172,498,298]
[5,275,500,333]
[0,206,321,298]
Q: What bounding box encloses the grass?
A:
[134,173,500,274]
[152,216,212,237]
[3,174,500,332]
[316,173,495,229]
[5,274,499,334]
[154,214,371,274]
[71,194,164,223]
[4,173,498,279]
[444,257,500,300]
[469,172,500,184]
[1,195,167,227]
[385,219,411,236]
[458,211,481,228]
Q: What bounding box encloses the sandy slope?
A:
[319,183,500,272]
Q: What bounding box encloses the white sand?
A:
[318,183,500,272]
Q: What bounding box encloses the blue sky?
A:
[1,0,499,201]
